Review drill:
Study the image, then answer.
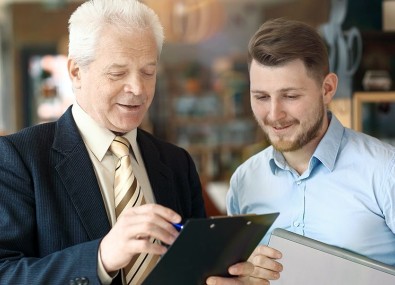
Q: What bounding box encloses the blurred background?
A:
[0,0,394,214]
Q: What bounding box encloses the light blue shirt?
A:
[227,114,395,265]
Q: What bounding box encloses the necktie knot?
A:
[110,136,130,159]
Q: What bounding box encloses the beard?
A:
[256,104,325,152]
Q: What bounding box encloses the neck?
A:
[282,145,315,175]
[112,131,126,136]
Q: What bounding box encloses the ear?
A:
[67,58,81,89]
[322,72,338,105]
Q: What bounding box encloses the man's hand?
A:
[99,204,181,273]
[206,245,283,285]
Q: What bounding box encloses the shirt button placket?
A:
[293,179,305,234]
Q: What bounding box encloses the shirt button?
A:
[296,181,301,185]
[293,221,300,227]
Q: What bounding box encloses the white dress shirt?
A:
[72,103,155,284]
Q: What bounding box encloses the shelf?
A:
[361,31,395,41]
[352,91,395,132]
[174,116,228,124]
[163,59,256,183]
[354,31,395,92]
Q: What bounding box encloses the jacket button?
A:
[69,277,89,285]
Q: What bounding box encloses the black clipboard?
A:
[142,213,279,285]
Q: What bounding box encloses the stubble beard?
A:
[256,105,325,152]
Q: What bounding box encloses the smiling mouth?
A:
[118,103,141,109]
[272,124,291,130]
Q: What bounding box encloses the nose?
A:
[267,99,285,121]
[124,74,143,96]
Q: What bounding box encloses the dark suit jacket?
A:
[0,107,206,284]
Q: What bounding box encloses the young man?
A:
[0,1,255,284]
[227,18,395,282]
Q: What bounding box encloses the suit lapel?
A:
[137,130,181,212]
[52,108,111,239]
[51,110,181,239]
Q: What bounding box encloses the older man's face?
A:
[72,25,158,133]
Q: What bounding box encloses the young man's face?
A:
[249,59,334,152]
[69,25,158,133]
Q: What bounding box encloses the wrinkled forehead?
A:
[95,25,159,57]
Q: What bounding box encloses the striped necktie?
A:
[110,136,159,285]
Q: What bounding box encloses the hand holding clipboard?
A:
[142,213,279,285]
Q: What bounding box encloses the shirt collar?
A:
[269,147,285,174]
[269,112,344,174]
[71,103,138,162]
[312,112,344,171]
[123,130,139,164]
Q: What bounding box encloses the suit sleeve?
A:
[0,137,103,284]
[185,148,207,219]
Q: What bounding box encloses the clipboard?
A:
[268,228,395,285]
[142,213,279,285]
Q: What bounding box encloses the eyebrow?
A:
[105,61,158,70]
[250,87,305,94]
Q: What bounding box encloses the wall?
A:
[160,0,331,67]
[0,0,331,133]
[4,1,79,131]
[264,0,330,27]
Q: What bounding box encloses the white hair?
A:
[68,0,164,68]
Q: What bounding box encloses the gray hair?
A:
[68,0,164,68]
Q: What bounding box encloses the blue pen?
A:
[172,223,184,231]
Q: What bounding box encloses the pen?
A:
[172,223,183,231]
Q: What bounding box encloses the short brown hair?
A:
[248,18,329,83]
